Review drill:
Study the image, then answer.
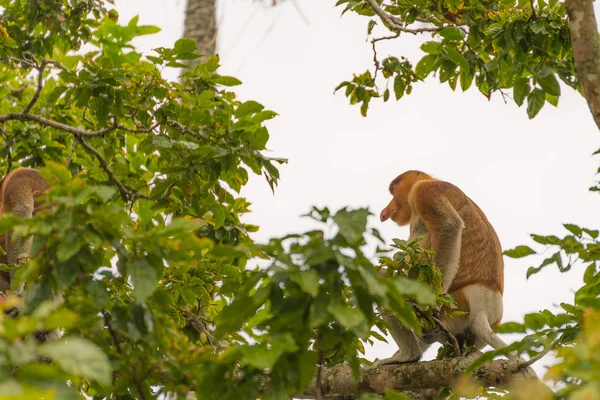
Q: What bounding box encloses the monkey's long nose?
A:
[380,208,390,222]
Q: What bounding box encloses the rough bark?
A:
[566,0,600,130]
[293,353,546,399]
[183,0,217,63]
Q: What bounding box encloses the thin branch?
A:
[76,135,149,203]
[102,310,123,354]
[103,310,148,400]
[529,0,537,20]
[0,112,119,137]
[366,0,443,34]
[462,40,509,102]
[23,59,47,114]
[519,337,561,368]
[66,138,77,168]
[433,316,461,357]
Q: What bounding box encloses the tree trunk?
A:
[183,0,218,63]
[566,0,600,130]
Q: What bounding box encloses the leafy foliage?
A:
[0,0,599,399]
[336,0,578,117]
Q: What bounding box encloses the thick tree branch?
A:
[294,353,548,399]
[566,0,600,130]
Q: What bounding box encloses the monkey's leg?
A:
[374,316,430,366]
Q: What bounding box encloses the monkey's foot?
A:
[370,356,420,368]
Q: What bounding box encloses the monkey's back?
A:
[440,182,504,296]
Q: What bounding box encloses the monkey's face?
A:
[380,171,429,226]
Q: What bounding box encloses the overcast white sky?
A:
[116,0,600,375]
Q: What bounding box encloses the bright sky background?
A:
[116,0,600,376]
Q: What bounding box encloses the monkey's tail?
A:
[471,314,540,380]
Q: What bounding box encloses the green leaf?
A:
[564,224,582,236]
[503,245,536,258]
[513,78,530,107]
[368,20,377,35]
[173,38,197,54]
[333,208,370,246]
[524,313,546,330]
[213,76,242,86]
[215,285,271,337]
[328,303,369,339]
[392,276,436,304]
[444,47,469,72]
[438,27,466,40]
[383,88,390,102]
[130,258,159,303]
[415,54,437,79]
[421,41,443,55]
[180,286,197,305]
[384,390,413,400]
[298,351,318,386]
[496,322,527,333]
[39,337,111,387]
[526,88,545,119]
[290,270,320,297]
[537,73,561,96]
[393,75,405,100]
[235,100,264,118]
[583,228,599,239]
[309,294,330,327]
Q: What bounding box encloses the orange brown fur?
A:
[378,170,515,366]
[381,170,504,297]
[0,168,50,293]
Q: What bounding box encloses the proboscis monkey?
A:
[0,168,61,342]
[0,168,51,295]
[378,170,533,374]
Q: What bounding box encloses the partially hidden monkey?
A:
[0,168,60,342]
[378,170,535,375]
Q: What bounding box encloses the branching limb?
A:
[432,316,461,357]
[519,337,561,368]
[75,135,149,203]
[23,59,47,114]
[366,0,443,34]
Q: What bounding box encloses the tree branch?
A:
[565,0,600,129]
[75,135,149,203]
[23,59,47,114]
[365,0,443,34]
[293,353,547,399]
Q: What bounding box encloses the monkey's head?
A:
[380,170,432,225]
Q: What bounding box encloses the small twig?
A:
[433,316,461,357]
[102,310,123,354]
[66,138,77,168]
[371,32,401,80]
[23,59,47,114]
[519,337,561,368]
[462,40,508,103]
[315,335,324,400]
[529,0,537,20]
[76,135,149,203]
[103,310,148,400]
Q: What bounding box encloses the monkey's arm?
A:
[413,185,464,293]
